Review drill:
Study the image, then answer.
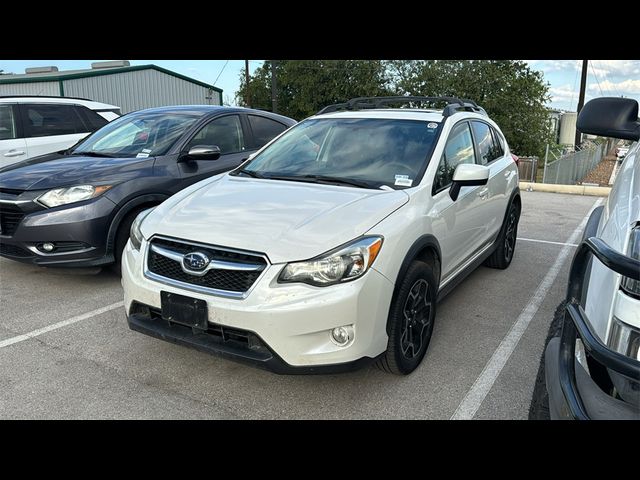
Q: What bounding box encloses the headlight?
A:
[37,184,112,208]
[620,226,640,297]
[129,208,155,251]
[278,236,383,287]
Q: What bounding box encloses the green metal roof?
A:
[0,64,223,93]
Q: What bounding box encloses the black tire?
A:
[485,199,520,269]
[376,261,437,375]
[110,207,150,275]
[528,301,566,420]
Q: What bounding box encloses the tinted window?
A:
[0,105,16,140]
[472,121,504,165]
[491,127,505,158]
[248,115,287,147]
[433,122,476,193]
[243,118,440,189]
[187,115,245,154]
[76,106,108,131]
[23,104,87,138]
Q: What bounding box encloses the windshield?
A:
[72,112,201,158]
[239,118,440,189]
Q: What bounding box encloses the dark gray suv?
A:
[0,105,296,269]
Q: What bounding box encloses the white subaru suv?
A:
[122,96,521,375]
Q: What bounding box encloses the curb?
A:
[519,182,611,197]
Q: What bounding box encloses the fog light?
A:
[41,242,55,252]
[331,326,351,346]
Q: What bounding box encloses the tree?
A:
[388,60,553,157]
[236,60,392,120]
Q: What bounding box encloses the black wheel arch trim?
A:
[105,193,169,254]
[386,234,442,335]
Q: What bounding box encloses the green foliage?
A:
[388,60,554,157]
[236,60,391,120]
[236,60,554,158]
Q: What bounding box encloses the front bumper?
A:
[122,238,395,371]
[0,196,116,267]
[546,237,640,420]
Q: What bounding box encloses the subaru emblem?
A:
[182,251,210,272]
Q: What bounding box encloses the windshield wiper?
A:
[232,168,265,178]
[298,175,375,189]
[69,151,117,158]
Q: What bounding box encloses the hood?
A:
[142,174,409,264]
[0,152,155,191]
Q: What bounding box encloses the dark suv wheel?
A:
[376,261,437,375]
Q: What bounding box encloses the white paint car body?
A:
[122,107,520,373]
[0,96,120,167]
[585,142,639,342]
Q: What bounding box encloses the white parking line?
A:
[517,237,579,247]
[450,197,604,420]
[0,301,124,350]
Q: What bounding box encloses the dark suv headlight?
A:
[620,226,640,297]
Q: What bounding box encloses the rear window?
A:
[22,104,87,138]
[248,115,288,147]
[76,106,109,131]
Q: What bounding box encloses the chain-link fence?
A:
[542,143,606,185]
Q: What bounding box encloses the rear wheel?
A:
[485,200,520,269]
[376,261,437,375]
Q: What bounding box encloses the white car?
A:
[0,96,120,166]
[122,96,521,375]
[536,97,640,419]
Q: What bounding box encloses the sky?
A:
[1,59,638,112]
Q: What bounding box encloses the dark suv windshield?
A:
[72,112,201,158]
[239,118,440,189]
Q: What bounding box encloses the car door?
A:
[0,104,28,167]
[177,114,250,185]
[430,121,489,278]
[470,121,513,244]
[19,103,91,159]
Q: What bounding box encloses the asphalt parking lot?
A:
[0,190,603,419]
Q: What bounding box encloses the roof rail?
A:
[317,96,487,117]
[0,95,94,102]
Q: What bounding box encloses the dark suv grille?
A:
[0,205,25,236]
[147,238,267,294]
[0,242,31,257]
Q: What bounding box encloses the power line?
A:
[213,60,229,86]
[589,61,604,97]
[594,60,622,97]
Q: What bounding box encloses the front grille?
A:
[147,237,267,294]
[0,242,31,258]
[0,205,25,236]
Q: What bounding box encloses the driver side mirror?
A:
[181,145,221,161]
[577,97,640,141]
[449,164,489,201]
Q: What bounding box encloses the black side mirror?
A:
[577,97,640,141]
[182,145,221,161]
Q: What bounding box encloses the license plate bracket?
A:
[161,291,208,331]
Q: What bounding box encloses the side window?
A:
[433,122,476,193]
[0,105,16,140]
[186,115,245,154]
[22,104,88,138]
[248,115,287,148]
[491,127,505,158]
[470,121,496,165]
[75,106,108,131]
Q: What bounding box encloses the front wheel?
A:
[485,199,520,269]
[376,261,437,375]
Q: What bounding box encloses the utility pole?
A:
[245,60,251,108]
[575,60,588,148]
[271,60,278,113]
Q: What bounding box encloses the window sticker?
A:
[136,152,150,158]
[427,122,439,129]
[394,174,413,187]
